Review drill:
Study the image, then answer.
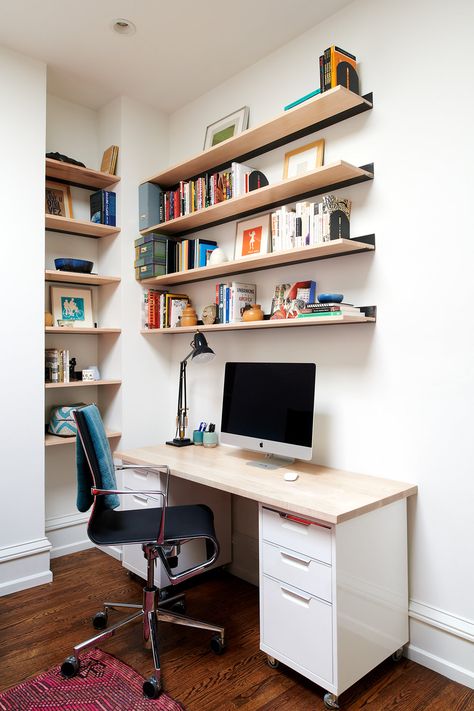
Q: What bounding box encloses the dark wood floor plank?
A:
[0,549,473,711]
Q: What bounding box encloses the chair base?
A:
[61,584,225,697]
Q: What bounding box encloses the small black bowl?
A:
[54,258,94,273]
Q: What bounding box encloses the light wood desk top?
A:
[115,444,417,525]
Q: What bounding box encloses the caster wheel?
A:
[324,692,340,710]
[61,655,80,678]
[143,676,162,699]
[391,647,403,662]
[92,611,108,630]
[267,655,279,669]
[210,634,226,655]
[170,600,186,614]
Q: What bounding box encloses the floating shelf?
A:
[45,327,121,334]
[45,379,122,389]
[145,87,373,187]
[45,214,120,239]
[141,236,375,287]
[45,429,121,447]
[45,269,121,286]
[142,311,376,335]
[141,161,374,236]
[46,158,120,190]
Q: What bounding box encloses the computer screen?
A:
[220,362,316,462]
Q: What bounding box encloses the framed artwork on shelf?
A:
[50,286,94,328]
[283,139,325,179]
[234,214,271,259]
[203,106,250,149]
[45,181,73,218]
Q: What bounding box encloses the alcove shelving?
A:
[45,380,122,389]
[45,327,121,335]
[45,270,121,286]
[45,430,121,448]
[45,214,120,238]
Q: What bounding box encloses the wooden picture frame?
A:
[204,106,250,150]
[283,139,325,179]
[45,181,73,218]
[50,286,94,328]
[234,214,271,259]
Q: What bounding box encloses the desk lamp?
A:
[166,332,215,447]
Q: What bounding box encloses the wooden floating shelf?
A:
[145,87,373,187]
[141,161,374,236]
[45,214,120,239]
[45,429,121,447]
[46,158,120,190]
[45,327,121,334]
[141,236,375,287]
[45,269,121,286]
[142,313,376,335]
[45,379,122,389]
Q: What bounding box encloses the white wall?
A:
[0,47,52,593]
[167,0,474,687]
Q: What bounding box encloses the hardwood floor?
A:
[0,549,473,710]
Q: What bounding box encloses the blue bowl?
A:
[55,258,93,273]
[318,293,344,303]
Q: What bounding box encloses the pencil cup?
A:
[203,432,218,448]
[193,430,204,445]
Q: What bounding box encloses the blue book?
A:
[284,88,321,111]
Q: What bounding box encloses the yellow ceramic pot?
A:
[180,304,198,327]
[242,304,264,322]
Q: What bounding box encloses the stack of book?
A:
[296,302,364,320]
[143,289,191,329]
[158,161,255,222]
[45,348,70,383]
[270,281,317,319]
[215,282,256,324]
[319,46,359,94]
[177,237,218,271]
[135,233,219,280]
[100,145,119,175]
[271,195,351,251]
[90,189,116,226]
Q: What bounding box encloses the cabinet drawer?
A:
[262,541,332,602]
[121,466,163,491]
[261,575,333,684]
[261,507,332,564]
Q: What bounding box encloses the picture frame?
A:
[45,180,73,218]
[203,106,250,150]
[50,286,94,328]
[234,214,271,259]
[283,139,325,179]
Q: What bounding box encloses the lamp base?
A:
[166,438,193,447]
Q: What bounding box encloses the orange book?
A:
[329,46,359,93]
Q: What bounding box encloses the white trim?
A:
[406,643,474,690]
[0,537,52,563]
[0,568,53,596]
[409,599,474,643]
[0,538,52,596]
[49,539,93,559]
[45,511,89,532]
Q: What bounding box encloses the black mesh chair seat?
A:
[88,504,215,547]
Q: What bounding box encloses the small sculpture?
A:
[208,248,228,265]
[202,304,217,325]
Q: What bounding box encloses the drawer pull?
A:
[280,585,311,607]
[280,551,311,568]
[279,512,330,530]
[133,494,148,505]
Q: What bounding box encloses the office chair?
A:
[61,405,225,699]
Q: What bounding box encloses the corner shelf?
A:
[45,429,121,447]
[45,327,121,335]
[46,158,120,190]
[142,310,376,335]
[145,87,372,187]
[45,269,121,286]
[141,235,375,287]
[141,161,374,236]
[45,214,120,239]
[45,380,122,389]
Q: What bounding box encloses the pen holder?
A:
[203,431,218,448]
[193,430,204,445]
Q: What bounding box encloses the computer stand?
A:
[245,454,295,470]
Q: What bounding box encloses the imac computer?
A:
[220,362,316,468]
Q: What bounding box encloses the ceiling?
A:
[0,0,353,113]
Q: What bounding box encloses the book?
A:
[169,297,189,328]
[164,292,188,328]
[270,281,317,319]
[100,145,119,174]
[230,282,256,323]
[284,88,321,111]
[90,189,116,226]
[320,46,359,94]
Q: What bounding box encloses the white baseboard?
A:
[46,512,122,562]
[0,537,52,596]
[408,599,474,689]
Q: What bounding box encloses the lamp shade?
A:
[191,332,215,362]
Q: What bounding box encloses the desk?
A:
[115,444,417,709]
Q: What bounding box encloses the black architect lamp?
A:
[166,332,215,447]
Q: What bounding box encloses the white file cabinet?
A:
[259,499,408,708]
[120,464,231,587]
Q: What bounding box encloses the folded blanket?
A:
[76,404,120,512]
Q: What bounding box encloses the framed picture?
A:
[50,286,94,328]
[203,106,249,150]
[234,214,271,259]
[283,139,325,179]
[45,181,73,218]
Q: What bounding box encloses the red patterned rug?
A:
[0,649,185,710]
